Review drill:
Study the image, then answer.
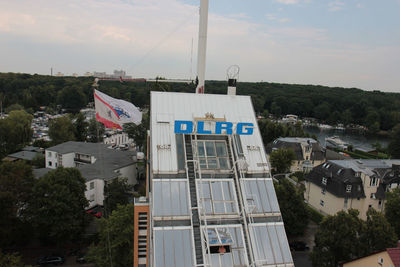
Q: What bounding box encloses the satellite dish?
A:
[227,65,240,80]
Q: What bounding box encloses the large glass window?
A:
[202,225,248,267]
[154,227,194,267]
[248,223,292,265]
[196,141,230,170]
[197,180,239,216]
[153,180,190,217]
[241,179,280,214]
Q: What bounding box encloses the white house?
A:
[45,141,137,208]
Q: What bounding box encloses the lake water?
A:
[303,126,390,150]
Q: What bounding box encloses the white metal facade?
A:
[149,91,293,267]
[150,92,269,174]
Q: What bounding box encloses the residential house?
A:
[44,141,137,208]
[305,159,400,220]
[340,241,400,267]
[266,137,325,173]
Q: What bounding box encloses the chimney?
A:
[227,65,239,95]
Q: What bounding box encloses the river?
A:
[303,126,390,150]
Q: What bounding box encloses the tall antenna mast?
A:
[195,0,209,94]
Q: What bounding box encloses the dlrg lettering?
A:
[174,120,254,135]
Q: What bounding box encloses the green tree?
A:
[87,117,105,143]
[0,110,33,158]
[104,178,134,214]
[0,161,35,247]
[274,179,309,236]
[388,124,400,158]
[86,204,134,267]
[0,251,33,267]
[311,209,365,267]
[5,103,24,113]
[385,188,400,237]
[124,111,149,151]
[48,116,76,145]
[361,208,397,254]
[73,113,89,141]
[269,148,295,173]
[26,167,88,244]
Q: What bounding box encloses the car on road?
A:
[37,256,65,265]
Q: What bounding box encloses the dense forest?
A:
[1,72,400,132]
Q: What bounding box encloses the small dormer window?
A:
[322,163,327,168]
[337,169,343,175]
[322,177,327,185]
[346,185,352,193]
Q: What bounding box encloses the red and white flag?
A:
[94,89,142,129]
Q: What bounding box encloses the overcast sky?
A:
[0,0,399,92]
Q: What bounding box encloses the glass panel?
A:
[266,180,280,212]
[268,225,284,263]
[200,159,207,169]
[205,141,216,156]
[154,228,194,267]
[154,181,189,217]
[215,142,227,156]
[161,182,171,216]
[153,182,163,216]
[154,231,165,267]
[276,225,293,263]
[257,180,271,213]
[201,182,211,198]
[164,230,175,266]
[214,202,225,213]
[211,182,223,201]
[218,158,229,169]
[198,141,205,157]
[170,182,180,216]
[208,159,218,169]
[179,182,188,216]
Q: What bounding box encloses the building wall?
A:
[291,159,324,173]
[305,179,382,220]
[85,179,105,208]
[342,251,394,267]
[61,152,75,167]
[104,133,133,146]
[133,203,149,267]
[45,149,57,168]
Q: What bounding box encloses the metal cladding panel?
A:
[150,91,269,173]
[248,223,293,266]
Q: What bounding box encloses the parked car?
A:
[289,241,310,251]
[37,256,65,265]
[76,253,86,264]
[86,209,102,218]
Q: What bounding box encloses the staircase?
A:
[185,135,204,266]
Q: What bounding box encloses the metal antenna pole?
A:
[195,0,209,94]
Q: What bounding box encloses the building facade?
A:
[266,137,325,173]
[305,159,400,220]
[341,242,400,267]
[45,141,137,208]
[145,92,293,267]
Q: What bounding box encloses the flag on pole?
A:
[94,89,142,129]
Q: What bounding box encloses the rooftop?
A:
[46,141,136,181]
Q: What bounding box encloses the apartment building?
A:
[45,141,137,208]
[305,159,400,220]
[266,137,325,173]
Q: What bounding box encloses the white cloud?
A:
[328,1,345,11]
[274,0,300,4]
[266,13,291,23]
